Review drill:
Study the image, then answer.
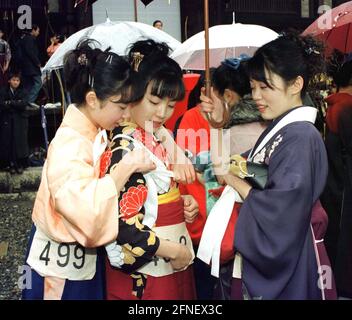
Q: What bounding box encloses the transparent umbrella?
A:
[170,22,278,70]
[42,19,181,73]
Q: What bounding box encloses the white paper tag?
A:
[27,227,97,280]
[137,222,194,277]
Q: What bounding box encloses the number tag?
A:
[27,227,97,281]
[137,222,194,277]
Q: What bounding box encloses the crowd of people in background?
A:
[0,18,351,301]
[0,25,66,174]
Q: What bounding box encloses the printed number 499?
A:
[39,241,86,269]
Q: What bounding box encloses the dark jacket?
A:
[0,85,29,162]
[18,32,41,76]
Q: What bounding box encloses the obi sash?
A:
[136,188,195,277]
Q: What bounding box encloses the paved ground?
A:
[0,193,34,300]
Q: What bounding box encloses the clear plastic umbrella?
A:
[42,19,181,73]
[170,23,278,70]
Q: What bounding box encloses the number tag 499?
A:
[27,227,97,281]
[39,241,86,269]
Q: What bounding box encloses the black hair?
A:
[128,39,185,102]
[153,20,163,27]
[333,60,352,89]
[247,31,326,98]
[63,39,143,106]
[212,59,251,97]
[8,71,21,80]
[56,34,65,43]
[32,24,39,31]
[52,33,65,43]
[187,68,216,109]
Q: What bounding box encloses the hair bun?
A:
[128,39,170,64]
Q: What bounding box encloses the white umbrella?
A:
[42,19,181,73]
[170,23,279,70]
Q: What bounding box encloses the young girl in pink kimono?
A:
[21,40,156,300]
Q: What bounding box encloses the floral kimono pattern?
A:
[100,122,175,298]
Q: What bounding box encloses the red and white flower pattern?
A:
[99,149,112,177]
[119,185,148,220]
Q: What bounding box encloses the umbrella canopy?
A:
[170,23,278,70]
[302,1,352,53]
[42,19,181,73]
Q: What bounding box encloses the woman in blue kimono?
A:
[201,32,337,299]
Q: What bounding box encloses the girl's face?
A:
[250,69,299,120]
[130,82,177,133]
[92,94,131,131]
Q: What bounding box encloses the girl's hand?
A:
[215,175,226,185]
[120,148,156,173]
[223,173,252,200]
[182,195,199,224]
[200,87,224,123]
[170,244,193,271]
[172,161,196,185]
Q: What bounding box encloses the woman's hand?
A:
[172,161,196,185]
[109,148,156,194]
[120,148,156,173]
[215,175,226,185]
[223,173,252,200]
[200,87,225,123]
[170,244,193,271]
[182,195,199,224]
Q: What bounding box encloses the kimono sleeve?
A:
[46,128,119,247]
[108,129,160,273]
[234,123,328,299]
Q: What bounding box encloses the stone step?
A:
[0,241,9,259]
[0,191,37,201]
[0,167,42,193]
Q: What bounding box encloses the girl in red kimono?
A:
[103,40,197,300]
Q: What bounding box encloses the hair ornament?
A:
[88,74,94,88]
[305,47,320,55]
[131,52,144,72]
[105,54,113,64]
[78,53,88,66]
[222,53,250,70]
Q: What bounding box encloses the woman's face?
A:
[92,94,131,131]
[130,82,177,133]
[250,69,296,120]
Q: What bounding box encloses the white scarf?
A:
[197,106,317,277]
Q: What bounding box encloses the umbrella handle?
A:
[206,102,231,129]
